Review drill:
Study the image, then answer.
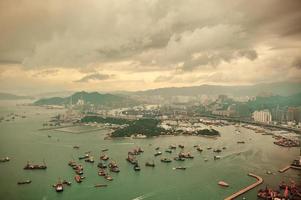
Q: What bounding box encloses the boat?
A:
[161,158,172,163]
[74,175,82,183]
[94,184,108,188]
[173,167,186,170]
[237,141,245,144]
[24,161,47,170]
[214,156,221,160]
[154,151,162,156]
[62,180,71,186]
[145,161,155,167]
[53,179,64,192]
[108,161,120,173]
[98,169,106,176]
[196,147,203,152]
[102,149,109,152]
[0,157,10,162]
[100,155,109,161]
[218,181,229,187]
[17,180,31,185]
[213,149,222,153]
[155,147,160,150]
[126,155,137,165]
[110,167,120,173]
[207,147,212,150]
[178,144,184,148]
[133,163,141,171]
[75,169,83,175]
[85,156,94,163]
[68,160,77,167]
[79,154,89,160]
[169,145,176,149]
[174,157,185,161]
[105,174,113,181]
[165,149,172,153]
[73,146,80,149]
[97,162,107,169]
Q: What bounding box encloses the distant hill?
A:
[247,92,301,111]
[133,82,301,97]
[33,91,136,107]
[0,92,33,100]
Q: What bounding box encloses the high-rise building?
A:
[252,110,272,123]
[287,107,300,123]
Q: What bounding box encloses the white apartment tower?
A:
[252,110,272,123]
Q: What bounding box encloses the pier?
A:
[224,173,263,200]
[279,165,291,173]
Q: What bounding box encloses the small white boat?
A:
[218,181,229,187]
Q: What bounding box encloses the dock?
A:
[279,165,291,173]
[224,173,263,200]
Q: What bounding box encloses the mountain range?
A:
[132,82,301,97]
[33,91,135,107]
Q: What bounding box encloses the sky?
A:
[0,0,301,94]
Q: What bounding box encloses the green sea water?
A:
[0,101,300,200]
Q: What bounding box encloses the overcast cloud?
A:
[0,0,300,93]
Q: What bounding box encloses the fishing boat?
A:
[73,146,80,149]
[169,145,177,149]
[100,155,109,161]
[214,156,221,160]
[178,144,184,148]
[218,181,229,187]
[104,174,113,181]
[75,169,83,175]
[109,161,120,173]
[237,141,245,144]
[165,149,172,153]
[155,147,160,150]
[85,156,94,163]
[97,162,107,169]
[68,160,77,167]
[161,158,172,163]
[213,149,222,153]
[173,167,186,170]
[145,161,155,167]
[174,157,185,161]
[196,147,203,152]
[53,179,64,192]
[17,180,31,185]
[133,163,141,171]
[78,154,89,160]
[126,155,137,165]
[74,175,82,183]
[207,147,212,150]
[102,149,109,152]
[154,151,162,156]
[98,169,106,176]
[0,157,10,162]
[94,184,108,188]
[62,180,71,186]
[23,161,47,170]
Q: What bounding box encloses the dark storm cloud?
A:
[0,0,300,73]
[74,73,114,83]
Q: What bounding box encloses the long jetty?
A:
[279,165,291,173]
[224,173,263,200]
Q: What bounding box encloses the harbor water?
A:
[0,101,300,200]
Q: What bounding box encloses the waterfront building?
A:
[252,110,272,124]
